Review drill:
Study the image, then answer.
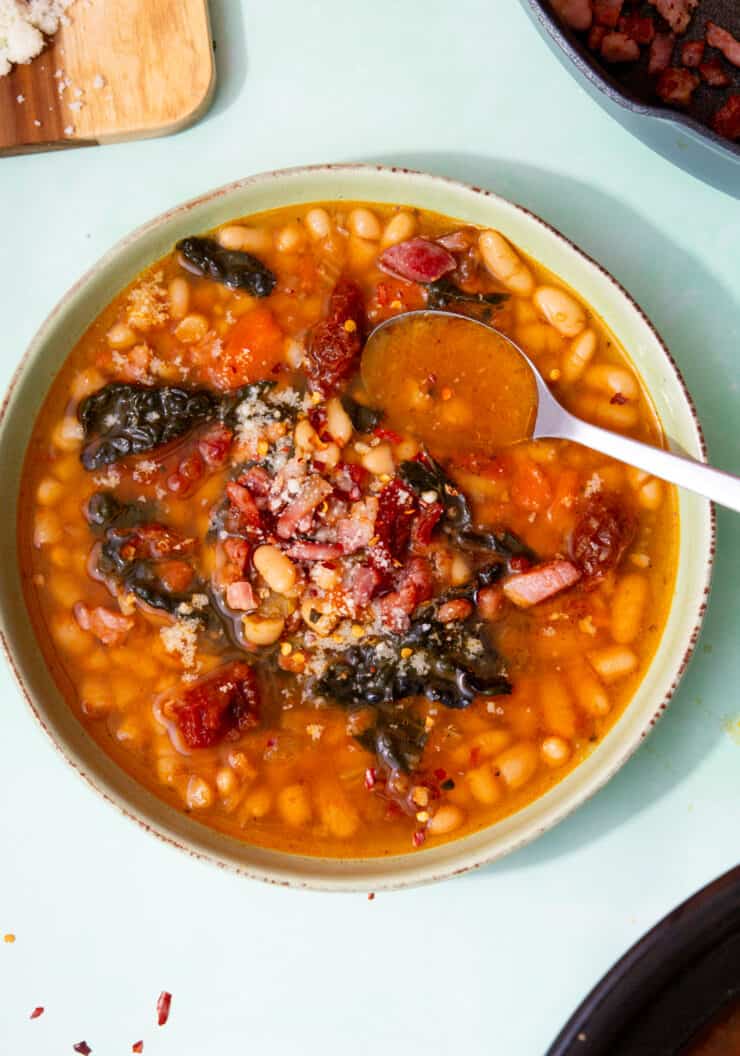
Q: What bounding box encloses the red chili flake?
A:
[266,737,276,749]
[412,830,427,848]
[29,1007,44,1019]
[73,1043,92,1055]
[373,427,403,443]
[157,990,172,1027]
[433,768,447,781]
[610,392,628,405]
[367,892,376,901]
[364,767,377,790]
[132,1043,144,1053]
[509,555,531,574]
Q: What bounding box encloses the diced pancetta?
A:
[550,0,593,31]
[680,40,705,67]
[706,22,740,69]
[74,603,134,646]
[284,541,343,561]
[647,0,698,36]
[712,94,740,140]
[225,580,257,611]
[593,0,623,30]
[618,14,655,45]
[601,31,640,63]
[656,67,700,106]
[648,32,675,75]
[699,60,730,87]
[276,478,332,539]
[336,497,379,554]
[502,560,581,608]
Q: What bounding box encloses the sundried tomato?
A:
[571,494,635,582]
[369,478,417,577]
[306,279,365,395]
[174,662,260,749]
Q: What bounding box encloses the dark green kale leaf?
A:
[79,384,219,471]
[358,709,428,774]
[427,277,509,315]
[315,573,512,771]
[399,453,536,562]
[78,380,292,472]
[176,236,276,297]
[340,394,383,433]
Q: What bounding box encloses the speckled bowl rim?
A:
[0,164,715,891]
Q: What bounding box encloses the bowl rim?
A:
[522,0,740,164]
[0,162,716,891]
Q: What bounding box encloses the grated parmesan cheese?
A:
[126,271,169,331]
[0,0,74,77]
[160,619,200,671]
[584,473,603,498]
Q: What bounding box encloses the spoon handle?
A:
[557,411,740,513]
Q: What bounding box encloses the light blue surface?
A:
[0,3,738,1053]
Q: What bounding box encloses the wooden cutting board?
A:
[1,0,215,155]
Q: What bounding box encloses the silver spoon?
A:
[362,309,740,513]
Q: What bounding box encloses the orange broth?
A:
[17,202,678,857]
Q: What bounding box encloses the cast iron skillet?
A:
[523,0,740,163]
[547,865,740,1055]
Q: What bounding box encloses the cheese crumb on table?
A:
[0,0,74,78]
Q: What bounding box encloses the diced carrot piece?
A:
[213,307,285,389]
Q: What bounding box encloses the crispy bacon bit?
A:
[571,494,636,581]
[588,24,608,50]
[437,599,474,623]
[346,563,383,612]
[74,603,134,646]
[377,556,434,633]
[436,229,474,252]
[593,0,624,29]
[648,0,697,35]
[198,422,233,466]
[276,477,333,539]
[378,238,456,284]
[29,1007,44,1019]
[73,1044,92,1055]
[656,67,699,106]
[157,991,172,1027]
[712,94,740,140]
[173,663,259,749]
[618,14,655,45]
[336,497,379,554]
[601,31,640,63]
[649,33,675,75]
[502,560,581,608]
[284,541,343,561]
[226,481,263,529]
[699,60,730,87]
[225,580,257,611]
[706,21,740,68]
[550,0,592,31]
[306,278,365,395]
[680,40,704,67]
[334,462,368,503]
[156,560,194,593]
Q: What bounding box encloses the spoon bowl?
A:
[363,310,740,514]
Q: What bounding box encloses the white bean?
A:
[325,397,353,446]
[362,442,394,476]
[478,230,534,296]
[242,613,285,646]
[427,804,465,835]
[588,645,638,683]
[611,574,648,644]
[106,322,137,350]
[533,285,586,338]
[52,417,84,453]
[36,478,63,506]
[381,211,416,246]
[584,364,639,400]
[347,207,381,241]
[168,277,190,319]
[305,208,331,240]
[562,328,597,382]
[639,479,663,511]
[253,545,298,595]
[275,223,305,253]
[217,225,272,254]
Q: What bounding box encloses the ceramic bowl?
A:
[0,164,714,890]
